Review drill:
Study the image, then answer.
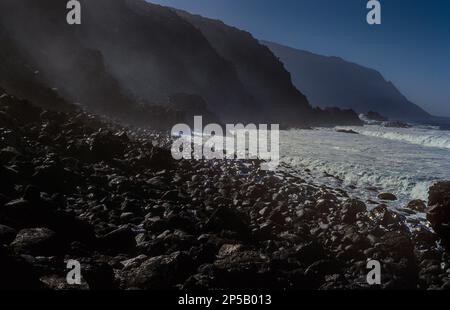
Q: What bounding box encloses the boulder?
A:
[427,182,450,241]
[2,198,97,246]
[341,199,366,223]
[407,199,426,212]
[335,129,359,134]
[384,121,411,128]
[369,204,401,226]
[378,193,398,201]
[123,251,195,289]
[11,228,64,256]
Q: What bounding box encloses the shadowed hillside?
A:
[264,41,431,121]
[0,0,362,127]
[174,9,312,125]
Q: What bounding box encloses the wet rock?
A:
[40,275,89,290]
[342,199,366,223]
[217,244,243,258]
[11,228,64,256]
[2,196,96,246]
[407,200,427,212]
[123,251,195,289]
[369,204,400,226]
[336,129,359,134]
[384,121,411,129]
[245,184,266,199]
[214,250,267,270]
[378,193,398,201]
[121,255,149,270]
[120,212,135,222]
[427,181,450,242]
[210,250,279,289]
[315,199,335,213]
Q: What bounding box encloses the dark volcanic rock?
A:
[336,129,359,135]
[2,197,97,247]
[0,88,442,290]
[123,251,195,289]
[378,192,398,201]
[384,121,412,129]
[11,228,64,256]
[407,200,427,212]
[427,182,450,242]
[341,199,367,223]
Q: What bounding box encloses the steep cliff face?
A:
[77,0,255,122]
[0,0,362,127]
[0,0,255,123]
[0,0,135,117]
[0,24,74,112]
[264,41,430,121]
[175,10,313,124]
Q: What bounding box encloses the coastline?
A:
[1,92,449,290]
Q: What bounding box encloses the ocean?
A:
[280,123,450,214]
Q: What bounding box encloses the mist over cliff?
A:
[0,0,362,127]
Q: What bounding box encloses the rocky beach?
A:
[1,90,450,290]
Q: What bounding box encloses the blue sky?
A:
[149,0,450,117]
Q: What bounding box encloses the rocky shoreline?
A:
[1,91,450,290]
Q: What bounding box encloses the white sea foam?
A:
[351,126,450,150]
[278,127,450,211]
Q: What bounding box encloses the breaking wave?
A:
[345,126,450,150]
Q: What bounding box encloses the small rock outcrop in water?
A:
[336,129,359,135]
[378,193,398,201]
[427,182,450,242]
[407,200,427,212]
[384,121,412,129]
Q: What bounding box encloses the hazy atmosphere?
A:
[151,0,450,117]
[2,0,450,294]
